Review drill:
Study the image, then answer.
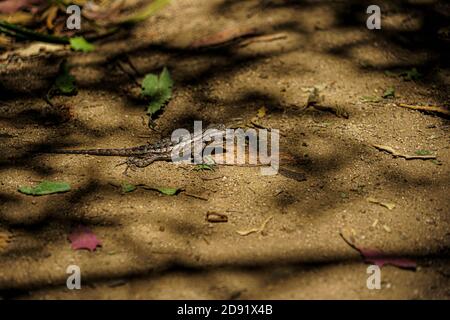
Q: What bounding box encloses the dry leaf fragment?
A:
[371,219,379,228]
[44,5,59,30]
[237,216,273,236]
[206,212,228,223]
[0,42,66,60]
[367,197,396,210]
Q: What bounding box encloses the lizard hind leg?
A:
[115,159,137,177]
[127,155,158,169]
[117,155,159,176]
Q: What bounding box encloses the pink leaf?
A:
[0,0,44,14]
[68,226,102,252]
[359,248,417,269]
[340,231,416,270]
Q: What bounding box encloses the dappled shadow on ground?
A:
[0,0,449,297]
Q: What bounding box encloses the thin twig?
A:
[399,103,450,117]
[372,144,436,160]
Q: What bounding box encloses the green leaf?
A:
[141,74,159,97]
[154,187,180,196]
[18,181,71,196]
[415,149,432,156]
[53,62,76,95]
[147,95,168,115]
[159,67,174,92]
[141,67,173,115]
[70,37,95,52]
[384,68,422,81]
[384,70,398,77]
[382,87,395,99]
[194,164,215,171]
[403,68,421,81]
[121,183,137,193]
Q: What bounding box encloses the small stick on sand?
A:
[372,144,436,160]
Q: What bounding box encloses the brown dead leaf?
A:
[367,197,396,210]
[44,5,59,30]
[206,212,228,223]
[0,11,34,25]
[0,42,66,60]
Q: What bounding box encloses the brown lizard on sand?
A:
[45,125,226,174]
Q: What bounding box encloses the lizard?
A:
[44,124,227,174]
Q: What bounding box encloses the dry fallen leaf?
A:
[206,212,228,223]
[367,197,396,210]
[43,5,59,30]
[0,42,66,60]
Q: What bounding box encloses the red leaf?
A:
[340,231,416,270]
[359,248,417,269]
[0,0,44,14]
[68,226,102,252]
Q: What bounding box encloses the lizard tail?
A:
[47,148,138,156]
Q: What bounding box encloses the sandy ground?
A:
[0,0,449,299]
